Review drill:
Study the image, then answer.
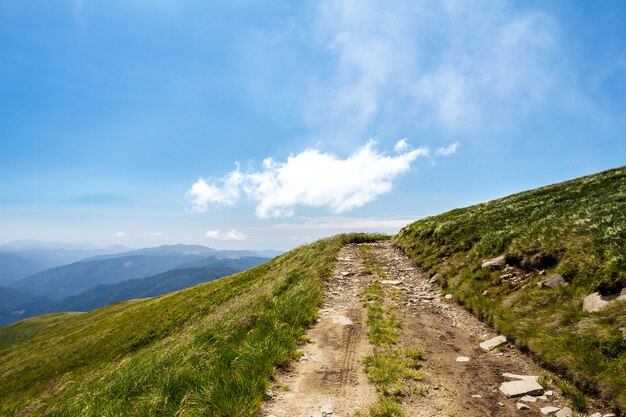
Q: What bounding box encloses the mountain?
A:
[51,257,268,312]
[0,243,130,285]
[0,252,53,286]
[9,245,273,302]
[0,286,54,327]
[393,166,626,410]
[0,233,373,416]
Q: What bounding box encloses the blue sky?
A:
[1,0,625,250]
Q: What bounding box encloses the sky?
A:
[1,0,625,250]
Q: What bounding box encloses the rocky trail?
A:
[261,241,611,417]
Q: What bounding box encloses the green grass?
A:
[361,264,425,417]
[0,233,384,417]
[393,166,626,411]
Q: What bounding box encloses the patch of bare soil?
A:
[261,241,582,417]
[260,244,377,417]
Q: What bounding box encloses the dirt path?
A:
[261,241,575,417]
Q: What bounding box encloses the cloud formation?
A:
[187,140,428,218]
[205,229,247,241]
[435,142,460,156]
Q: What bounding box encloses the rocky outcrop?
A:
[583,288,626,312]
[499,374,544,397]
[538,274,566,289]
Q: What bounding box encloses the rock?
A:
[589,414,601,417]
[482,255,506,269]
[444,294,453,300]
[331,315,353,325]
[583,292,610,312]
[541,274,566,288]
[471,394,482,398]
[603,414,617,417]
[540,406,561,415]
[555,407,573,417]
[381,280,402,285]
[320,403,334,415]
[500,379,544,397]
[520,395,537,402]
[311,412,323,417]
[340,271,350,276]
[480,335,507,350]
[517,403,531,410]
[618,287,626,301]
[429,274,440,284]
[456,356,470,362]
[544,390,553,396]
[482,290,490,296]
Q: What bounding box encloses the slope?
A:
[0,233,384,417]
[51,257,268,312]
[393,166,626,411]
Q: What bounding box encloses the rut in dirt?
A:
[261,241,577,417]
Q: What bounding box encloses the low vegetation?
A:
[393,166,626,411]
[361,246,425,417]
[0,233,383,417]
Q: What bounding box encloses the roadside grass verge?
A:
[360,248,425,417]
[0,233,384,416]
[393,166,626,411]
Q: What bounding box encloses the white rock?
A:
[331,315,353,325]
[555,407,573,417]
[544,390,553,396]
[444,294,454,300]
[340,271,350,276]
[583,292,610,312]
[537,395,548,401]
[471,394,482,398]
[603,414,617,417]
[500,379,544,397]
[456,356,470,362]
[540,406,561,415]
[517,403,530,410]
[320,403,334,414]
[482,255,506,268]
[381,280,402,285]
[520,395,537,402]
[482,290,490,296]
[480,335,507,350]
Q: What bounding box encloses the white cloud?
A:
[435,142,460,157]
[114,231,126,238]
[187,140,428,218]
[394,138,409,152]
[205,229,247,241]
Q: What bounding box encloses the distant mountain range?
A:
[0,243,279,326]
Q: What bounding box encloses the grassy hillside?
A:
[0,233,383,417]
[394,166,626,411]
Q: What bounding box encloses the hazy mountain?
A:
[9,245,272,301]
[0,286,54,326]
[52,257,267,312]
[0,252,53,286]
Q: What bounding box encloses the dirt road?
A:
[261,241,576,417]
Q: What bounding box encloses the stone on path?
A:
[480,335,507,350]
[540,406,561,415]
[482,255,506,269]
[381,280,402,285]
[320,403,334,415]
[444,294,453,300]
[520,395,537,403]
[456,356,470,362]
[516,403,530,410]
[499,373,544,397]
[331,315,353,325]
[555,407,573,417]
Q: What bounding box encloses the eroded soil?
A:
[261,241,579,417]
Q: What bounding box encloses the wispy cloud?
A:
[435,142,460,157]
[205,229,247,241]
[187,140,428,218]
[114,231,126,238]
